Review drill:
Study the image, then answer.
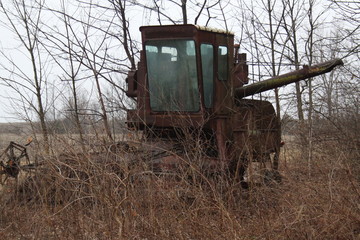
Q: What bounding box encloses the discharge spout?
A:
[235,58,343,99]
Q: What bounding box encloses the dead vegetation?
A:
[0,129,359,240]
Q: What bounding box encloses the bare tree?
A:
[264,0,286,118]
[129,0,224,26]
[49,1,87,149]
[62,9,86,149]
[77,10,114,142]
[0,0,50,152]
[235,0,288,119]
[281,0,307,122]
[330,0,360,58]
[109,0,137,70]
[39,0,141,143]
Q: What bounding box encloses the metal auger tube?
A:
[235,58,344,99]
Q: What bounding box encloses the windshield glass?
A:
[145,40,199,112]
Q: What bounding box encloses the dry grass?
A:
[0,133,359,239]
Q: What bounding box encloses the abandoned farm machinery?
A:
[125,24,343,182]
[0,25,343,185]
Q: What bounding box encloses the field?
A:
[0,123,359,239]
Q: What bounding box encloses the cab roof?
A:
[140,24,234,36]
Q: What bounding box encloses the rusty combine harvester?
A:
[124,25,343,183]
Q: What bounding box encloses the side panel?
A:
[232,99,281,161]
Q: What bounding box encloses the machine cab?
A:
[126,25,248,129]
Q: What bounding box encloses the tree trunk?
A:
[94,70,113,142]
[181,0,187,24]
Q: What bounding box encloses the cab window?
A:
[145,40,199,112]
[218,46,228,81]
[200,44,214,108]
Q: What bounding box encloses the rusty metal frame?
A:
[0,141,31,181]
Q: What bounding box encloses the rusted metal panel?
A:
[232,100,281,159]
[125,70,138,97]
[233,52,249,88]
